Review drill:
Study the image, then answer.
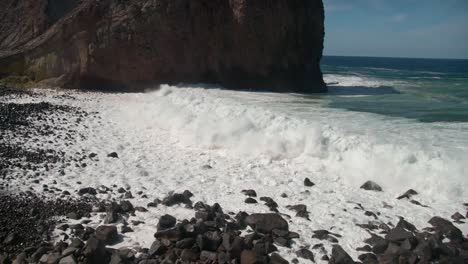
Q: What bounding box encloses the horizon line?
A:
[323,54,468,61]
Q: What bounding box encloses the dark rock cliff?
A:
[0,0,326,93]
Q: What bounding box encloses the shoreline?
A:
[0,85,467,263]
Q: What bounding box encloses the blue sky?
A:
[324,0,468,59]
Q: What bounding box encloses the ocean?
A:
[321,56,468,123]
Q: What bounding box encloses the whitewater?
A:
[4,71,467,261]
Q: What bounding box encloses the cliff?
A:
[0,0,326,93]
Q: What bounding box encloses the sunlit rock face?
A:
[0,0,326,93]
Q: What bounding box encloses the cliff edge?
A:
[0,0,326,93]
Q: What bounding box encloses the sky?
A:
[323,0,468,59]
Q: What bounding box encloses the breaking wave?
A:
[143,85,468,200]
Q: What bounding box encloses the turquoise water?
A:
[320,56,468,123]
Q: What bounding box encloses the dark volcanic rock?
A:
[245,213,288,233]
[158,214,177,230]
[360,181,383,192]
[95,225,118,245]
[0,0,326,93]
[397,189,418,200]
[329,245,355,264]
[296,248,314,262]
[304,178,315,187]
[428,216,463,241]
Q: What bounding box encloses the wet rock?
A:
[121,226,133,234]
[242,189,257,197]
[329,245,355,264]
[357,245,372,252]
[3,232,20,244]
[240,250,267,264]
[396,218,417,232]
[428,216,463,241]
[270,253,289,264]
[148,239,168,256]
[39,253,61,264]
[200,251,217,262]
[162,191,193,207]
[245,198,258,204]
[304,178,315,187]
[451,212,465,221]
[158,214,177,230]
[78,187,97,196]
[360,181,383,192]
[385,227,413,242]
[59,255,77,264]
[245,213,288,233]
[286,204,310,219]
[95,225,118,245]
[124,191,133,199]
[180,248,199,262]
[358,253,378,264]
[397,189,418,200]
[259,197,279,212]
[134,206,148,212]
[154,227,183,241]
[119,200,134,213]
[296,248,314,262]
[83,237,109,263]
[107,152,119,158]
[312,230,339,243]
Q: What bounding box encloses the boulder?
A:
[360,181,383,192]
[95,225,118,245]
[245,213,288,233]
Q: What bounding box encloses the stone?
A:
[245,198,258,204]
[154,227,182,241]
[121,226,133,233]
[158,214,177,230]
[148,239,168,256]
[329,245,355,264]
[451,212,465,221]
[240,250,267,264]
[39,253,61,264]
[107,152,119,158]
[360,181,383,192]
[304,178,315,187]
[0,0,326,93]
[242,189,257,197]
[78,187,97,196]
[397,189,418,200]
[200,251,217,262]
[385,227,413,242]
[396,218,417,232]
[162,192,192,207]
[59,256,77,264]
[3,232,19,244]
[120,200,134,213]
[95,225,118,245]
[358,253,378,264]
[134,206,148,212]
[428,216,463,241]
[180,249,199,262]
[245,213,288,233]
[296,248,314,262]
[270,253,289,264]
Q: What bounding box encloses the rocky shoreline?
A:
[0,86,467,264]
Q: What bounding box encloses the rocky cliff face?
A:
[0,0,326,93]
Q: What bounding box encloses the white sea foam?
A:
[324,74,398,87]
[146,85,468,200]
